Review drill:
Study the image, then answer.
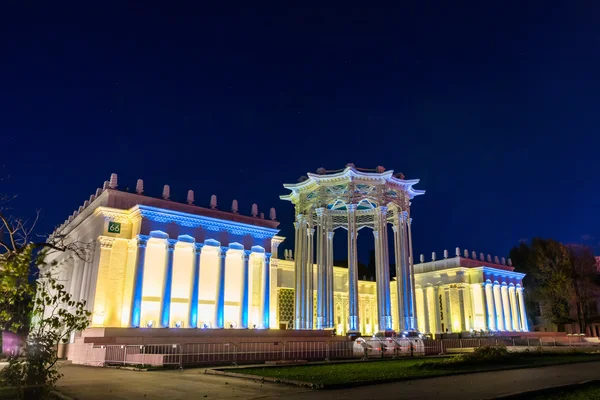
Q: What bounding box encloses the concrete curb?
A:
[493,379,600,399]
[204,368,319,389]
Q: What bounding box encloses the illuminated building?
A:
[46,174,281,332]
[410,250,528,334]
[280,164,424,334]
[48,169,527,343]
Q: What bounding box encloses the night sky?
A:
[2,3,599,265]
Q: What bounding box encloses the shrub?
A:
[461,345,510,363]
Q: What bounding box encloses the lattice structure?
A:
[281,164,425,334]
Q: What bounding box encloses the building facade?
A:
[45,175,282,332]
[47,173,528,340]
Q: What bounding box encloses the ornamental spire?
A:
[136,179,144,195]
[232,199,239,213]
[269,207,276,221]
[210,195,217,209]
[162,185,170,200]
[109,173,118,189]
[251,203,258,217]
[187,190,194,205]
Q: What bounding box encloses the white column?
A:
[485,283,497,331]
[501,284,511,331]
[214,250,226,328]
[374,206,392,331]
[326,230,334,328]
[509,285,519,331]
[494,284,505,331]
[406,212,417,330]
[422,286,431,333]
[517,287,529,331]
[458,286,466,331]
[347,204,360,333]
[294,214,307,329]
[392,223,405,333]
[479,283,488,331]
[306,226,314,330]
[316,208,326,329]
[239,253,249,328]
[259,255,270,329]
[189,245,201,328]
[160,241,175,328]
[69,257,83,302]
[129,236,148,327]
[433,286,442,334]
[443,286,452,333]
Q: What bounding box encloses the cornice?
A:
[131,205,279,240]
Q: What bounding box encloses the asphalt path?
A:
[56,361,600,400]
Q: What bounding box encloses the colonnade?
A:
[417,281,528,334]
[294,205,417,333]
[93,231,271,330]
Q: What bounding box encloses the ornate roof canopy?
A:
[281,165,425,230]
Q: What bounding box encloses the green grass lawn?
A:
[232,352,600,387]
[527,382,600,400]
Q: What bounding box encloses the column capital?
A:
[135,235,147,248]
[373,230,380,238]
[307,228,315,236]
[167,239,176,251]
[315,207,326,216]
[99,236,116,249]
[346,204,357,212]
[377,205,388,214]
[327,231,334,239]
[296,213,305,222]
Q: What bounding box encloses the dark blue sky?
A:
[2,2,599,263]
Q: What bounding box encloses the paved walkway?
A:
[57,361,600,400]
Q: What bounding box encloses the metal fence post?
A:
[440,340,445,355]
[282,342,286,361]
[142,345,145,368]
[459,340,463,349]
[179,344,183,369]
[123,346,127,366]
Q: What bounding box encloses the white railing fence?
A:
[86,335,600,368]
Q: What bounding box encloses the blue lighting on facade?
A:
[216,254,226,328]
[241,252,250,329]
[263,255,270,329]
[188,244,201,328]
[160,240,175,328]
[136,205,280,240]
[130,235,148,327]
